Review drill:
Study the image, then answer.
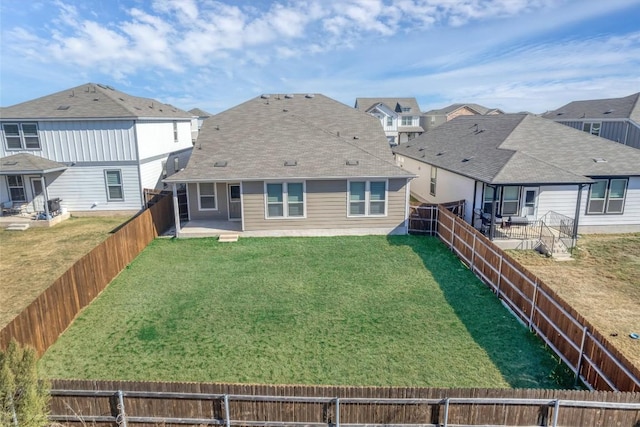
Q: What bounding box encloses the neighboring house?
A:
[354,98,423,146]
[394,114,640,235]
[0,83,194,215]
[421,103,504,132]
[542,92,640,150]
[189,108,211,141]
[164,94,415,237]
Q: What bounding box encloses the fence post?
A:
[496,253,503,297]
[575,326,588,387]
[528,279,539,331]
[551,399,560,427]
[442,398,450,427]
[335,397,340,427]
[470,234,476,273]
[224,394,231,427]
[450,215,456,251]
[116,390,127,427]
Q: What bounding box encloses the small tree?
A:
[0,341,50,427]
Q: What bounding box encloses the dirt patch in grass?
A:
[508,233,640,370]
[0,215,130,328]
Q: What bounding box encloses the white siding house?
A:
[355,98,424,146]
[394,114,640,237]
[0,83,194,215]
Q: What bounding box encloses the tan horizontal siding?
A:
[243,179,407,231]
[188,182,229,220]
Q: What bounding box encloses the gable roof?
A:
[166,94,413,182]
[423,103,504,116]
[189,108,212,117]
[1,83,192,120]
[542,93,640,122]
[393,114,640,185]
[355,98,421,114]
[0,153,67,175]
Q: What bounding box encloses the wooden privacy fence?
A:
[0,194,174,356]
[48,379,640,427]
[436,206,640,393]
[408,200,464,234]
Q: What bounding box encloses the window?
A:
[265,182,305,218]
[430,167,437,196]
[483,185,496,214]
[587,178,627,214]
[401,116,413,126]
[3,123,40,150]
[386,116,393,127]
[582,122,601,136]
[173,121,178,142]
[7,175,25,201]
[501,186,520,216]
[401,106,411,112]
[105,170,124,201]
[348,180,387,216]
[198,182,217,210]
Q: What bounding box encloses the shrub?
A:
[0,341,50,427]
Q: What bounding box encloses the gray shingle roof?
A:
[1,83,192,120]
[393,114,640,185]
[166,94,413,182]
[355,98,421,114]
[189,108,212,117]
[542,93,640,122]
[0,153,67,174]
[423,103,503,116]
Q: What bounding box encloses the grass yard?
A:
[0,215,131,328]
[508,233,640,370]
[39,235,573,388]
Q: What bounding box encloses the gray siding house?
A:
[394,114,640,235]
[165,94,415,237]
[542,93,640,150]
[0,83,194,216]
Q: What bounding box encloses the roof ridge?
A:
[91,84,140,116]
[485,114,529,183]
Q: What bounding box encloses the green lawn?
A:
[39,235,572,388]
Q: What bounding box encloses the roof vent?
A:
[118,97,125,101]
[353,136,359,140]
[106,85,115,90]
[283,109,288,112]
[56,105,70,110]
[93,98,100,101]
[461,157,473,163]
[346,160,359,166]
[284,160,297,166]
[214,161,228,167]
[436,152,445,156]
[284,94,294,99]
[261,94,270,99]
[134,106,142,110]
[593,158,607,163]
[557,111,564,116]
[97,83,108,89]
[3,161,17,166]
[418,147,425,151]
[604,109,614,114]
[305,94,315,98]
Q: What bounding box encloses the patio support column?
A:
[41,175,51,218]
[489,185,499,240]
[572,183,585,247]
[172,183,181,237]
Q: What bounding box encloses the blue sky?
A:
[1,0,639,114]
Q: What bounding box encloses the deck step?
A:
[218,234,239,243]
[5,223,30,231]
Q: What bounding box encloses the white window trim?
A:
[104,169,124,202]
[582,121,601,136]
[263,181,307,219]
[7,175,26,202]
[197,182,218,211]
[586,178,627,215]
[429,167,437,197]
[2,122,41,151]
[347,179,388,217]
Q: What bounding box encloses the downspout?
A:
[471,181,478,225]
[172,183,181,237]
[572,183,584,248]
[132,121,145,209]
[404,178,411,234]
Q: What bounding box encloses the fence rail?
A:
[0,194,174,356]
[436,206,640,393]
[47,380,640,427]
